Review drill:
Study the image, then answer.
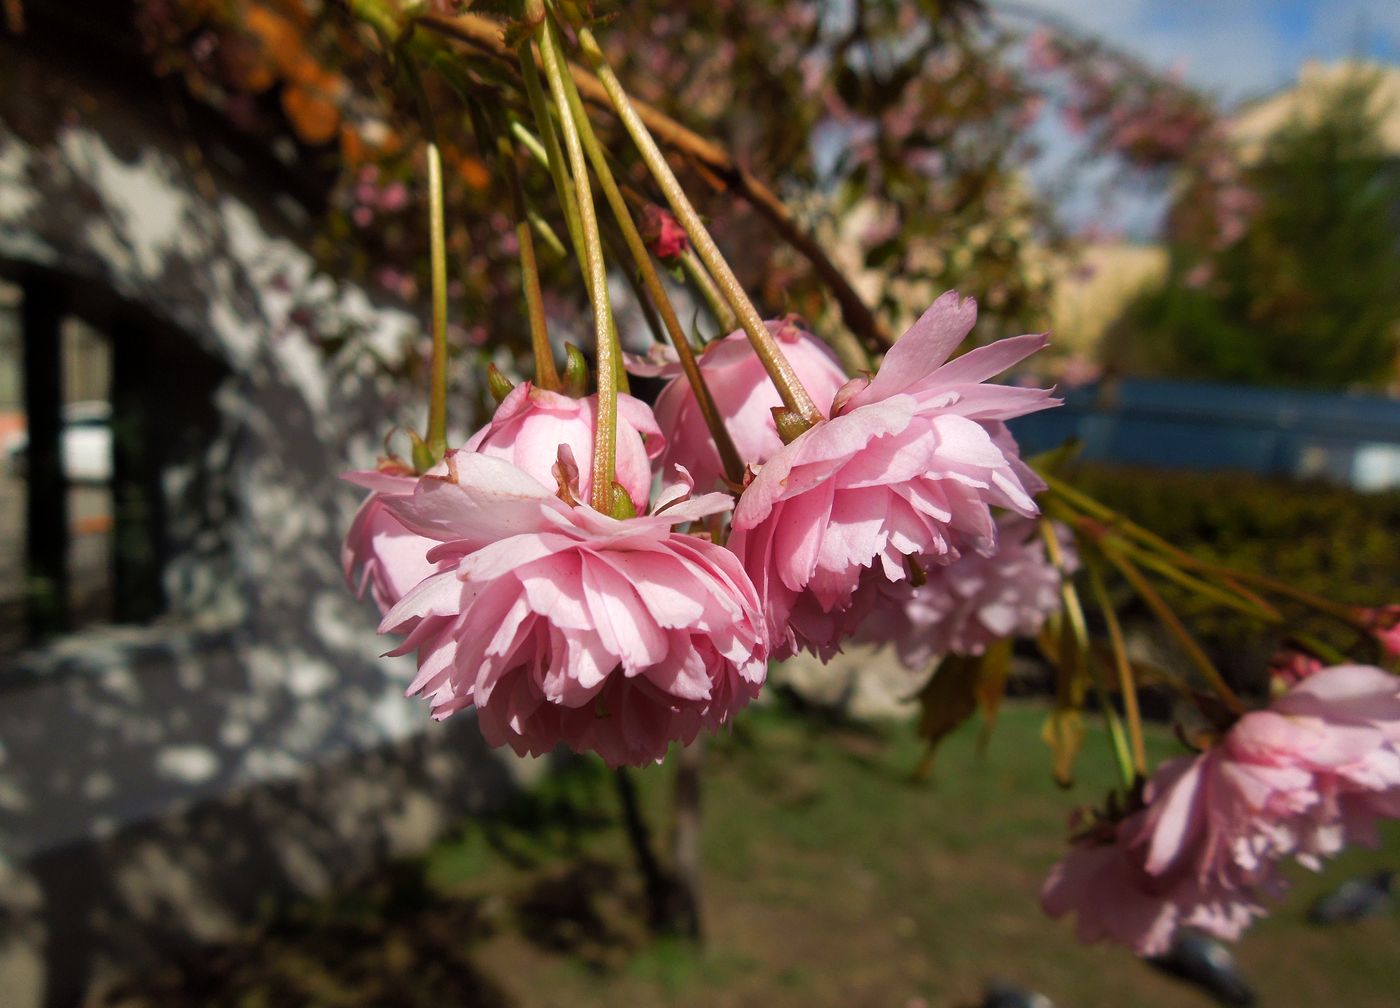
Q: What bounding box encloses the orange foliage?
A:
[233,2,345,145]
[456,153,492,190]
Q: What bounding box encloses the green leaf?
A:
[913,655,980,779]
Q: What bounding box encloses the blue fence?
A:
[1006,378,1400,492]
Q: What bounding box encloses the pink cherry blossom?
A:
[466,381,664,513]
[650,318,849,493]
[372,453,768,768]
[342,467,441,616]
[853,514,1072,669]
[1042,664,1400,954]
[729,292,1056,659]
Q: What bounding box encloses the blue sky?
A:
[1000,0,1400,103]
[997,1,1400,236]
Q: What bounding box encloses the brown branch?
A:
[416,11,889,365]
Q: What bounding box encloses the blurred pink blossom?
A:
[1058,354,1102,388]
[853,514,1071,669]
[1268,649,1325,690]
[1355,605,1400,659]
[1043,664,1400,954]
[378,180,409,213]
[1183,262,1214,289]
[1025,28,1061,73]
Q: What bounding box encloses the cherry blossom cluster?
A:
[345,293,1060,767]
[326,1,1400,964]
[1043,664,1400,955]
[1024,25,1259,255]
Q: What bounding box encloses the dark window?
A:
[1,274,227,658]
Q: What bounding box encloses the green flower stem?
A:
[424,138,449,460]
[502,119,574,260]
[522,33,628,396]
[1199,567,1369,627]
[497,132,559,390]
[601,226,664,344]
[1044,496,1283,625]
[1085,558,1148,776]
[536,15,617,512]
[575,27,823,429]
[1044,522,1133,792]
[509,116,550,165]
[519,39,587,285]
[527,208,568,260]
[1046,473,1365,629]
[345,0,401,41]
[397,45,449,464]
[1043,472,1277,617]
[1291,632,1351,666]
[1111,534,1282,622]
[554,52,745,486]
[1103,542,1246,715]
[680,250,737,334]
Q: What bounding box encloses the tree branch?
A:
[415,11,888,366]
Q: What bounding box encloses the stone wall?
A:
[0,36,518,1008]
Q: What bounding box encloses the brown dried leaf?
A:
[1041,708,1086,789]
[974,637,1013,754]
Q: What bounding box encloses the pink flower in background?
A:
[1265,664,1400,850]
[729,292,1056,659]
[374,453,768,768]
[641,204,689,261]
[378,180,409,213]
[650,318,849,492]
[1267,649,1325,690]
[854,515,1071,669]
[466,381,664,514]
[1043,664,1400,954]
[342,468,440,616]
[1057,354,1103,389]
[1358,605,1400,658]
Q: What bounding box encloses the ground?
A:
[100,701,1400,1007]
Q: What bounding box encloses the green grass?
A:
[105,701,1400,1007]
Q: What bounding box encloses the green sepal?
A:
[608,481,637,520]
[487,363,515,404]
[562,343,590,397]
[772,406,813,444]
[408,429,435,474]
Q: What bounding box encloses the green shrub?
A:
[1107,69,1400,389]
[1070,465,1400,685]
